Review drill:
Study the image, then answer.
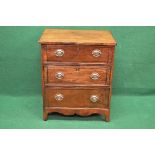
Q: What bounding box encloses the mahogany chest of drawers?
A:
[39,29,116,121]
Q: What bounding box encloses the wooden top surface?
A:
[39,29,116,45]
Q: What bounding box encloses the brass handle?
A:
[55,72,64,79]
[90,95,99,103]
[55,49,64,57]
[92,49,102,57]
[55,94,64,101]
[90,72,100,80]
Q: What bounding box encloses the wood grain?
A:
[39,28,117,122]
[46,65,111,85]
[44,107,110,122]
[45,87,110,108]
[47,45,78,62]
[46,45,111,63]
[39,29,116,45]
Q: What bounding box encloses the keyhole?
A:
[75,67,80,71]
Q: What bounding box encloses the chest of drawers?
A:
[39,29,116,121]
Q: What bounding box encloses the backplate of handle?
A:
[90,72,100,80]
[55,49,64,57]
[55,94,64,101]
[55,72,64,79]
[92,49,102,57]
[90,95,99,103]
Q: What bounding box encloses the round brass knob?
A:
[55,49,64,57]
[90,72,100,80]
[55,72,64,79]
[92,49,102,57]
[55,94,64,101]
[90,95,99,103]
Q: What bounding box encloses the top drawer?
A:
[47,45,78,62]
[46,45,113,64]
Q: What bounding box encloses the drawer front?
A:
[46,45,112,63]
[78,45,111,63]
[47,45,78,61]
[45,87,109,108]
[46,66,110,85]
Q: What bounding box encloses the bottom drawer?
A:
[45,87,110,108]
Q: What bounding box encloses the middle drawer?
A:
[45,65,111,85]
